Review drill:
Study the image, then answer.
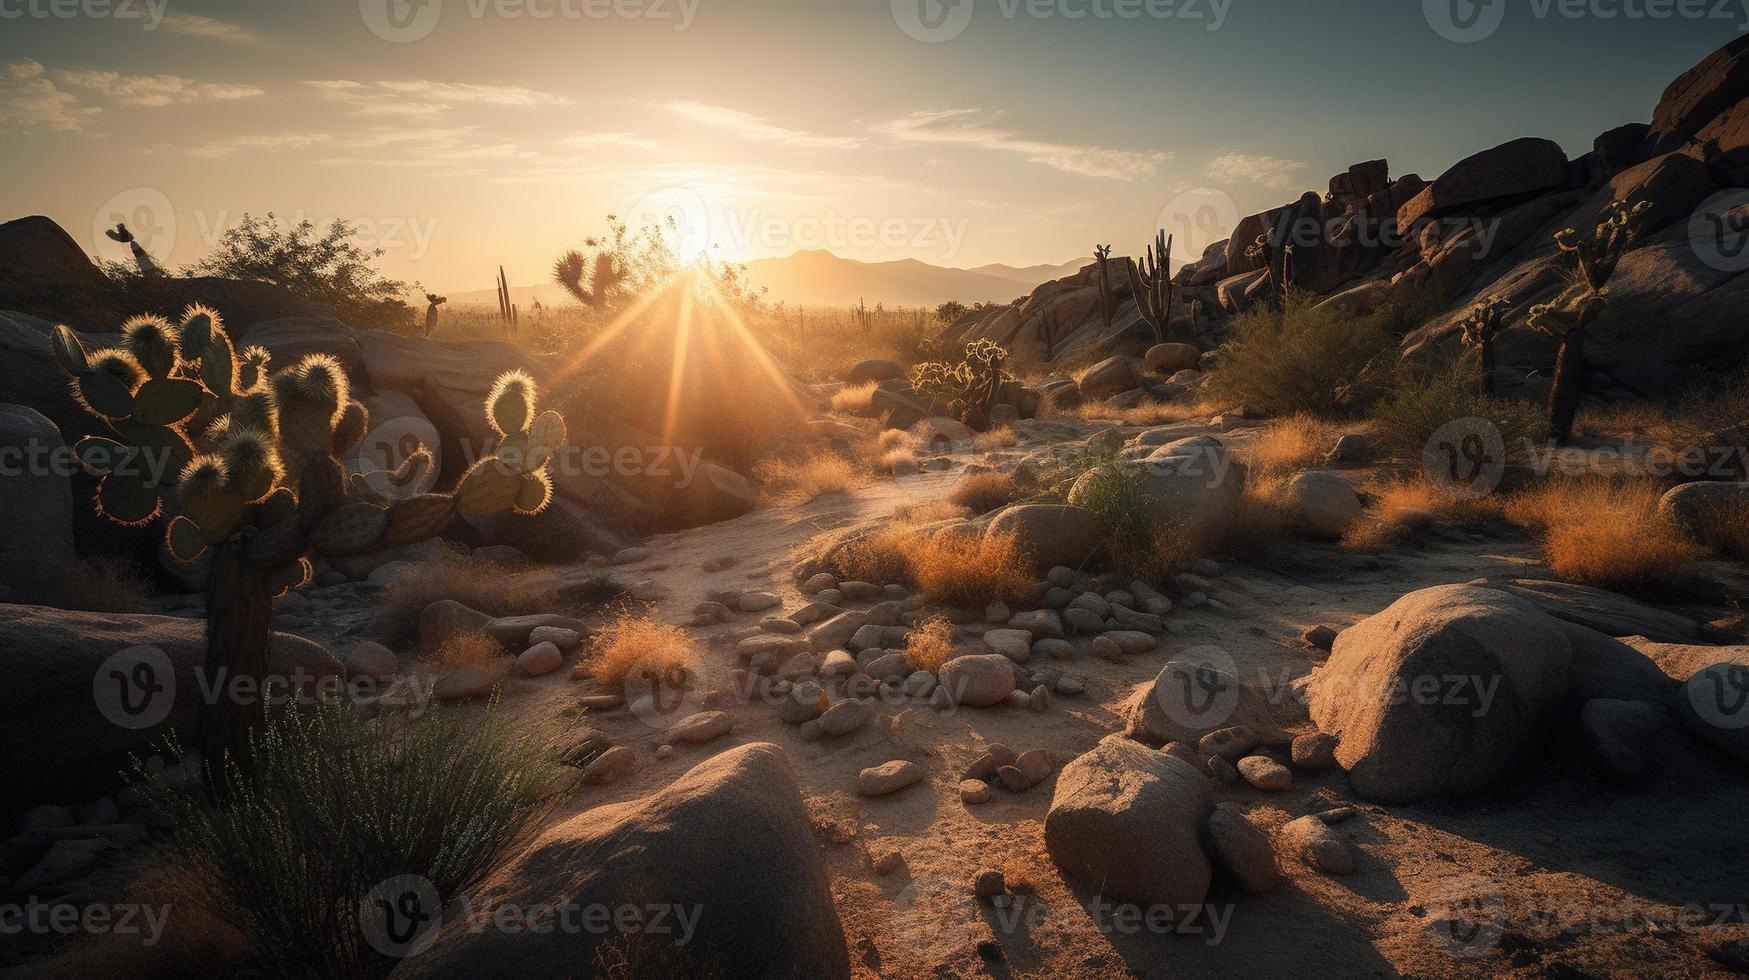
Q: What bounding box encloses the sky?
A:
[0,0,1742,295]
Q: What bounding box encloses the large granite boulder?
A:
[1396,137,1571,231]
[0,405,74,596]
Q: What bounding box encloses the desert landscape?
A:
[2,6,1749,979]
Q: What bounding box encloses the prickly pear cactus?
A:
[911,339,1011,431]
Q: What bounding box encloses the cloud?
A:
[159,13,267,44]
[874,109,1170,180]
[307,79,573,117]
[660,101,861,149]
[55,68,263,107]
[0,60,101,133]
[1203,152,1308,190]
[564,131,665,152]
[185,133,333,159]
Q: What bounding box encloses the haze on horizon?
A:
[0,0,1740,296]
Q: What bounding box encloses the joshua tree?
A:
[1458,294,1510,397]
[1245,233,1294,307]
[1037,305,1067,362]
[423,293,447,338]
[1124,231,1174,344]
[51,307,563,773]
[1093,244,1115,335]
[911,339,1011,430]
[105,222,159,275]
[1526,199,1653,443]
[551,250,625,310]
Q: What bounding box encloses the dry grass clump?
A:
[376,553,616,646]
[580,610,693,687]
[753,451,864,503]
[974,425,1019,451]
[1504,478,1704,591]
[1340,476,1505,551]
[1252,414,1339,474]
[829,381,879,415]
[25,556,156,614]
[904,615,956,673]
[431,633,505,670]
[834,525,1033,605]
[1070,397,1226,426]
[949,471,1021,513]
[890,499,970,525]
[1219,472,1298,560]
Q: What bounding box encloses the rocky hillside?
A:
[950,36,1749,403]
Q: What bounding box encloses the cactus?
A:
[105,222,159,275]
[1527,199,1653,443]
[423,293,446,337]
[551,251,624,311]
[910,339,1011,430]
[1458,294,1511,397]
[1244,233,1294,307]
[52,307,565,773]
[1092,244,1115,335]
[1124,230,1174,344]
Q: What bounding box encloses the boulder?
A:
[1279,815,1354,875]
[985,504,1107,571]
[0,405,74,594]
[392,743,850,980]
[1204,803,1280,894]
[674,462,757,528]
[1645,35,1749,158]
[1494,578,1698,643]
[857,760,924,796]
[1076,356,1142,402]
[1658,481,1749,543]
[1580,699,1670,780]
[868,387,930,430]
[1068,436,1245,549]
[910,417,974,450]
[1284,471,1362,540]
[0,604,341,797]
[1310,585,1573,801]
[1396,137,1570,231]
[1121,659,1283,748]
[937,654,1016,707]
[1144,343,1201,376]
[845,359,905,384]
[1044,734,1214,909]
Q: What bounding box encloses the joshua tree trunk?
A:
[198,544,275,777]
[1095,256,1114,334]
[1478,338,1496,398]
[1547,327,1586,444]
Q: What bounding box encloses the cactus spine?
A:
[52,307,565,773]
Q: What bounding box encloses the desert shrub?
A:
[833,525,1031,605]
[1207,289,1393,417]
[1504,477,1705,590]
[973,426,1019,451]
[948,471,1020,513]
[189,213,418,333]
[753,452,863,503]
[1372,367,1547,461]
[1220,473,1298,560]
[23,556,155,614]
[1340,475,1505,551]
[581,610,693,687]
[376,553,614,647]
[1252,414,1339,474]
[830,381,878,414]
[430,633,504,670]
[904,615,955,672]
[135,697,560,978]
[1068,397,1228,427]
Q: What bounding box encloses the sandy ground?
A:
[467,415,1749,979]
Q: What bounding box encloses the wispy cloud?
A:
[1203,152,1308,190]
[185,133,333,159]
[874,109,1170,180]
[661,101,862,149]
[55,68,263,106]
[160,13,267,44]
[306,79,574,117]
[0,60,101,133]
[564,131,665,152]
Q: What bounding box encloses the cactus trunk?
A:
[1547,327,1586,444]
[198,546,275,776]
[1478,337,1496,398]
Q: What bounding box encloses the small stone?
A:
[864,651,911,679]
[983,628,1033,662]
[1206,803,1281,894]
[1301,625,1338,650]
[903,671,937,697]
[1033,638,1074,660]
[849,624,887,651]
[1237,756,1292,791]
[858,760,925,796]
[873,849,904,875]
[965,744,1019,781]
[840,581,883,601]
[761,617,804,635]
[667,710,733,744]
[984,601,1011,623]
[816,588,844,606]
[1199,726,1259,762]
[1053,676,1084,695]
[1104,630,1158,654]
[1316,806,1357,824]
[959,779,992,804]
[738,591,781,612]
[1090,636,1126,662]
[1182,591,1208,609]
[529,626,582,651]
[1015,749,1053,784]
[819,649,858,678]
[802,572,838,595]
[656,744,674,759]
[1028,684,1049,712]
[510,641,563,678]
[580,745,636,785]
[342,641,399,682]
[1008,609,1065,639]
[692,600,734,622]
[974,869,1006,899]
[1291,733,1339,771]
[1064,607,1103,633]
[433,666,499,702]
[996,765,1032,792]
[577,694,624,711]
[1006,689,1030,709]
[818,698,874,736]
[1068,592,1111,617]
[1280,815,1354,874]
[1208,755,1240,784]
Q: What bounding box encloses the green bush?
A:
[1372,366,1547,461]
[137,697,563,978]
[1207,289,1393,418]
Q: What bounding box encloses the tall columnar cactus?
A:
[1527,199,1653,443]
[423,293,447,338]
[52,307,565,772]
[911,339,1011,431]
[1092,244,1115,335]
[1124,230,1174,344]
[1458,294,1511,397]
[1245,233,1294,307]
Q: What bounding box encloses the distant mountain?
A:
[739,250,1087,309]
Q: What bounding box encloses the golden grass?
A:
[1218,472,1298,561]
[1252,414,1339,474]
[834,525,1033,605]
[431,633,504,670]
[829,381,879,414]
[377,553,615,647]
[890,499,970,525]
[904,615,956,673]
[1504,478,1705,590]
[1069,398,1225,426]
[579,610,693,687]
[753,451,864,503]
[948,470,1021,513]
[1340,475,1505,552]
[973,425,1019,451]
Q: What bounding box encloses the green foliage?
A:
[910,339,1011,429]
[134,697,563,978]
[1371,366,1547,461]
[1207,289,1394,418]
[190,213,417,333]
[933,300,969,325]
